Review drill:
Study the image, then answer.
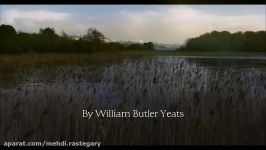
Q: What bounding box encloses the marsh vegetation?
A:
[0,54,266,145]
[1,24,266,145]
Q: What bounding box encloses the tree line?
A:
[0,24,154,53]
[178,30,266,52]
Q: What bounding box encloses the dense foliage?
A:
[0,24,154,53]
[178,31,266,52]
[1,24,265,53]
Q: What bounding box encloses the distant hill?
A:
[118,40,144,46]
[153,42,179,51]
[119,41,179,51]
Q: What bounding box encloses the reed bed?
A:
[0,56,266,145]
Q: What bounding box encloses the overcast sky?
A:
[0,5,265,44]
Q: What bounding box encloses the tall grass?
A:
[0,55,266,145]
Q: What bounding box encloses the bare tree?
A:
[84,27,105,42]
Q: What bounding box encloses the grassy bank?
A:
[1,50,266,88]
[1,50,265,69]
[0,51,173,87]
[0,51,174,69]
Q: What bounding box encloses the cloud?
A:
[1,6,265,44]
[2,9,72,34]
[3,9,71,23]
[84,6,265,44]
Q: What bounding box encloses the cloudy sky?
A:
[0,5,265,44]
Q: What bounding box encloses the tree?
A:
[83,27,106,52]
[84,27,105,42]
[37,27,59,52]
[61,30,69,39]
[0,24,18,53]
[178,30,266,52]
[39,27,58,38]
[0,24,16,36]
[143,42,154,50]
